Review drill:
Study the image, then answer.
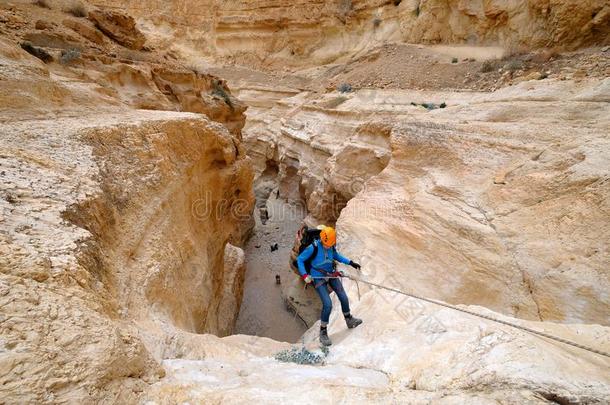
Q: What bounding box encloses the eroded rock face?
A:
[62,17,107,46]
[337,88,610,325]
[236,74,610,326]
[0,111,254,403]
[146,311,610,404]
[0,24,245,135]
[90,0,609,67]
[400,0,610,50]
[88,9,146,50]
[140,66,610,405]
[0,34,254,402]
[151,68,247,137]
[1,1,609,403]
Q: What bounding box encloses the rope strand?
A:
[343,275,610,359]
[300,273,609,357]
[299,271,608,357]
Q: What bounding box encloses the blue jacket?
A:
[297,239,351,278]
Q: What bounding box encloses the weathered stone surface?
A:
[0,32,253,402]
[1,1,609,404]
[142,66,610,405]
[90,0,610,67]
[0,111,254,403]
[63,17,107,45]
[151,68,247,136]
[88,9,146,50]
[238,76,610,326]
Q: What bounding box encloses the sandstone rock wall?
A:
[148,65,610,405]
[0,31,254,401]
[233,72,610,326]
[0,5,246,135]
[1,2,609,403]
[0,110,254,402]
[90,0,609,67]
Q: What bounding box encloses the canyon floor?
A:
[235,194,307,342]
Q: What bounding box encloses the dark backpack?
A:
[291,226,321,275]
[291,225,336,275]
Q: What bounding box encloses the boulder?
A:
[62,18,106,45]
[88,9,145,50]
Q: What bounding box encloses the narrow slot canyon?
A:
[1,1,609,403]
[235,187,308,342]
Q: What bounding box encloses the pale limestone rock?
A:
[90,0,609,67]
[0,35,254,401]
[0,110,255,403]
[145,303,610,403]
[239,78,610,326]
[88,9,146,50]
[1,2,609,403]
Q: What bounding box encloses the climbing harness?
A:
[342,274,610,359]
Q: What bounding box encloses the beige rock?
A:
[239,78,610,326]
[89,0,610,67]
[1,2,609,404]
[88,9,146,50]
[34,19,55,30]
[23,30,83,51]
[151,68,247,136]
[0,110,254,403]
[63,17,107,45]
[145,303,610,404]
[0,34,254,401]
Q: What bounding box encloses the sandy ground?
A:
[234,193,307,342]
[210,43,609,96]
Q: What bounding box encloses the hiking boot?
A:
[345,314,363,329]
[319,328,332,346]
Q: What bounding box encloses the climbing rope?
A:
[343,275,610,359]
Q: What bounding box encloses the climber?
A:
[296,226,362,346]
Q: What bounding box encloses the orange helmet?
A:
[320,226,336,248]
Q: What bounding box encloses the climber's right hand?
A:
[302,274,313,284]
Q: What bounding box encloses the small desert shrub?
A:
[65,1,87,18]
[212,79,234,110]
[339,0,352,12]
[480,59,497,73]
[373,17,382,28]
[503,44,529,59]
[410,101,446,110]
[60,48,81,64]
[337,83,352,93]
[20,42,53,63]
[531,48,560,63]
[505,59,524,72]
[34,0,51,9]
[451,57,458,64]
[3,192,17,204]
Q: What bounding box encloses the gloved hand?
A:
[349,261,361,269]
[302,274,313,284]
